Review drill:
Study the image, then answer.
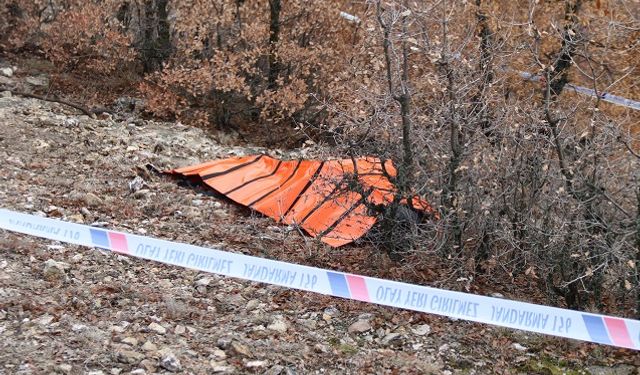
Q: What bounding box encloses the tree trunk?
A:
[118,0,172,72]
[267,0,281,90]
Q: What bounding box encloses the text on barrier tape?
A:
[0,208,639,350]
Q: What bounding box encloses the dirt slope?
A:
[0,94,637,374]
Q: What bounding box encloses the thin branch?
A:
[3,88,112,116]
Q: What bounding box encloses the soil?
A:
[0,87,639,373]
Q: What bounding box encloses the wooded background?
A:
[1,0,639,317]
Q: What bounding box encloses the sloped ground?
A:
[0,93,638,374]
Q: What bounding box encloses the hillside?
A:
[0,84,638,373]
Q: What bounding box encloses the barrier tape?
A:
[517,71,640,111]
[1,208,639,350]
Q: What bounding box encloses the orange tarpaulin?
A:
[170,155,436,247]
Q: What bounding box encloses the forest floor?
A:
[0,70,639,374]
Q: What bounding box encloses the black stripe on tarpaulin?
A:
[247,160,303,208]
[318,191,371,240]
[279,161,326,219]
[223,160,283,195]
[297,159,358,226]
[200,155,263,181]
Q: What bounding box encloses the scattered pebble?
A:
[43,259,69,280]
[230,341,252,357]
[411,324,431,336]
[175,324,186,335]
[115,349,144,364]
[245,360,267,368]
[141,341,157,352]
[348,319,372,334]
[160,352,182,372]
[267,316,288,333]
[0,67,13,77]
[148,322,166,334]
[121,337,138,346]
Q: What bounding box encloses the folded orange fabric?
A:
[170,155,436,247]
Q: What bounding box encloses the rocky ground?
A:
[0,72,639,374]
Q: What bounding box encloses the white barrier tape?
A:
[517,71,640,111]
[1,208,639,350]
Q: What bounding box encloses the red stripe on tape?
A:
[604,317,634,349]
[346,275,370,302]
[108,232,129,254]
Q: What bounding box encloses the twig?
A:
[2,87,112,116]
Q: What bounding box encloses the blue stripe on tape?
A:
[582,315,612,345]
[89,229,110,249]
[326,272,350,298]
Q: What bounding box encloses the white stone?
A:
[148,322,166,334]
[411,324,431,336]
[348,320,372,334]
[0,67,13,77]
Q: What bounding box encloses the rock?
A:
[139,359,156,372]
[148,322,166,334]
[267,316,288,333]
[0,76,13,86]
[43,259,69,280]
[245,360,267,368]
[411,324,431,336]
[57,363,72,373]
[63,118,79,127]
[226,293,246,307]
[210,362,232,373]
[115,349,144,364]
[587,365,637,375]
[25,75,50,89]
[68,213,84,223]
[141,341,157,352]
[160,352,181,372]
[216,337,232,349]
[129,176,146,193]
[265,365,285,375]
[245,299,259,311]
[35,314,55,326]
[84,193,103,207]
[348,320,372,334]
[71,324,87,332]
[381,332,402,345]
[211,349,227,360]
[0,67,13,77]
[322,306,340,321]
[110,325,126,333]
[511,343,527,351]
[195,277,211,286]
[174,324,186,335]
[212,209,228,218]
[230,341,252,357]
[121,337,138,346]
